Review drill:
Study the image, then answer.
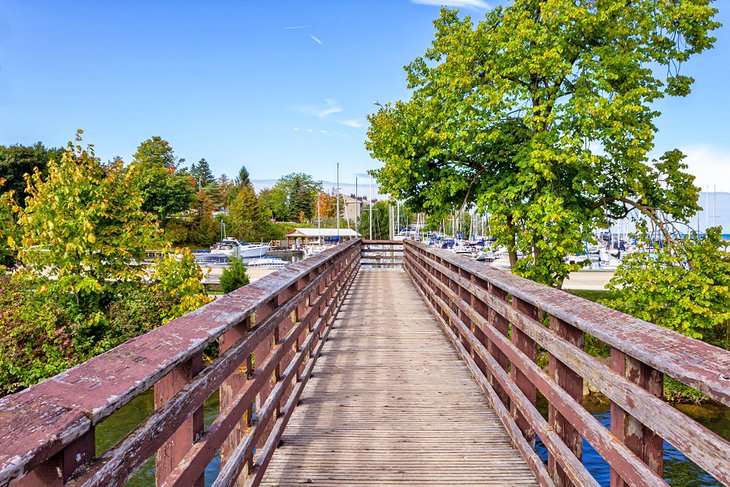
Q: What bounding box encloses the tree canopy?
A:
[1,133,210,393]
[262,173,322,222]
[127,136,195,222]
[367,2,719,286]
[0,143,64,204]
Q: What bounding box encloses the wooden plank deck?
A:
[260,268,538,486]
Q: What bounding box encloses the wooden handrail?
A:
[403,240,730,486]
[0,239,360,486]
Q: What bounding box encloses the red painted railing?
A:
[0,240,360,487]
[404,240,730,486]
[2,238,729,486]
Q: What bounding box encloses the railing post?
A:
[154,353,204,487]
[548,316,584,486]
[610,349,664,486]
[17,430,95,486]
[511,296,537,449]
[219,313,255,485]
[487,283,511,408]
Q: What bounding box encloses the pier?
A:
[1,239,729,486]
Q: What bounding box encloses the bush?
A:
[220,257,249,294]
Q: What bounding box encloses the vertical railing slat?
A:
[155,353,204,487]
[610,349,664,486]
[548,316,584,486]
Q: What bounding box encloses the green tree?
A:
[187,189,219,246]
[220,257,250,294]
[227,165,253,205]
[0,183,19,268]
[607,228,730,348]
[127,136,195,222]
[367,3,718,287]
[14,134,162,292]
[0,133,210,393]
[230,186,270,242]
[0,143,64,204]
[262,173,322,222]
[191,158,215,188]
[357,201,391,240]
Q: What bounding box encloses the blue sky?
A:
[1,0,729,200]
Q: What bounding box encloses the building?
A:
[285,228,360,248]
[341,195,368,222]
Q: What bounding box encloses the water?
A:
[95,390,221,486]
[96,389,729,485]
[534,396,730,486]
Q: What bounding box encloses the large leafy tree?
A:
[367,3,718,287]
[14,134,162,292]
[262,173,322,222]
[1,133,210,393]
[127,136,195,222]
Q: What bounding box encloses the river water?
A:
[96,389,729,486]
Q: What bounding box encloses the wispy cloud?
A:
[283,25,312,30]
[297,99,343,119]
[411,0,489,8]
[340,119,363,128]
[309,34,323,45]
[679,145,730,192]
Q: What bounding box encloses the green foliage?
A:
[127,136,195,222]
[0,185,19,268]
[0,142,64,204]
[220,257,250,294]
[14,133,162,291]
[186,189,219,246]
[357,201,391,239]
[0,132,210,395]
[367,2,719,287]
[261,173,322,222]
[607,228,730,347]
[151,248,212,323]
[190,158,214,188]
[230,186,271,242]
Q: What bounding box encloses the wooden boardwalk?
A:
[261,269,538,486]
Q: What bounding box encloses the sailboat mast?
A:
[369,178,373,240]
[336,163,340,242]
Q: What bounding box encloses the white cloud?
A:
[411,0,490,9]
[297,99,343,119]
[340,119,363,128]
[309,34,323,45]
[679,145,730,192]
[283,25,312,30]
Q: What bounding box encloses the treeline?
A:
[0,132,348,394]
[1,136,346,256]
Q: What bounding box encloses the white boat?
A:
[247,257,288,268]
[210,238,270,259]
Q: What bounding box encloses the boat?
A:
[247,257,288,268]
[210,238,270,259]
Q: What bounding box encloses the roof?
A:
[286,228,360,238]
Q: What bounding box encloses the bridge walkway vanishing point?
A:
[1,239,729,487]
[260,268,537,486]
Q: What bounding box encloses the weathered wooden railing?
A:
[404,240,730,486]
[0,240,360,487]
[360,239,404,269]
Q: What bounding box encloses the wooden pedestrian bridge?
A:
[1,240,729,486]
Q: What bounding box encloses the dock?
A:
[261,269,537,486]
